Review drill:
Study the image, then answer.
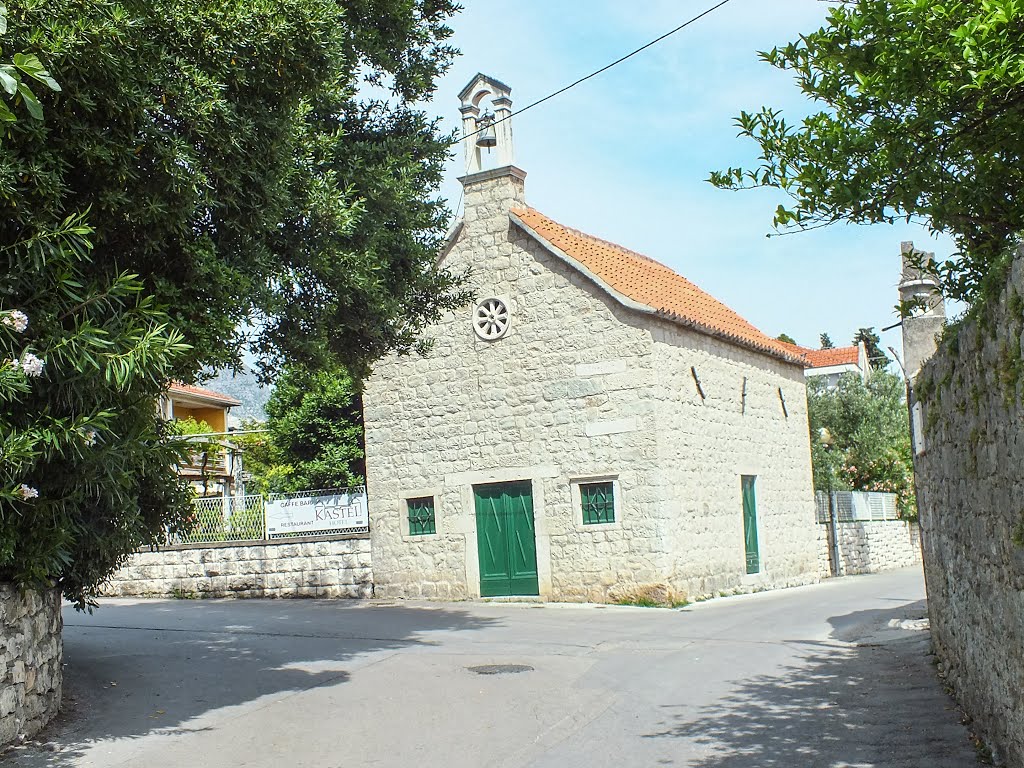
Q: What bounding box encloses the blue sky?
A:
[428,0,956,364]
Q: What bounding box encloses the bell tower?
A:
[457,74,526,212]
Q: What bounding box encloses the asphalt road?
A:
[5,568,980,767]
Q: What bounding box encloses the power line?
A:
[454,0,735,146]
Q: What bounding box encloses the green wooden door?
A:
[474,481,539,597]
[741,475,760,574]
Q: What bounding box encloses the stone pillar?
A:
[898,241,946,382]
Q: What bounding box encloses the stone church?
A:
[363,74,820,601]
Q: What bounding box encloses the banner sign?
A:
[265,489,368,537]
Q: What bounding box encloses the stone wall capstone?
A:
[914,254,1024,767]
[102,535,372,599]
[0,586,62,747]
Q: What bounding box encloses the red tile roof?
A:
[509,207,806,365]
[803,346,861,368]
[776,342,862,369]
[168,382,241,407]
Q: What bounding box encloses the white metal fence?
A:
[815,490,899,523]
[172,494,265,544]
[171,487,368,544]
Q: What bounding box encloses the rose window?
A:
[473,297,510,340]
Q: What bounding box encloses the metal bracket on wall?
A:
[691,366,706,401]
[778,387,788,418]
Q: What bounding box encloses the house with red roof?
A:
[160,382,242,498]
[780,341,870,387]
[362,75,821,602]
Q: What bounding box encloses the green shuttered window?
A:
[407,496,436,536]
[581,481,615,525]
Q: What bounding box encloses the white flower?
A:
[1,310,28,333]
[16,484,38,500]
[18,353,44,378]
[83,430,98,446]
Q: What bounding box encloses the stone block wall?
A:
[650,321,821,597]
[913,255,1024,767]
[0,587,62,747]
[101,535,372,599]
[814,521,922,577]
[833,520,922,575]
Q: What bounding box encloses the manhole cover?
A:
[467,664,533,675]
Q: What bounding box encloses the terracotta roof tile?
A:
[775,342,862,369]
[168,382,242,407]
[510,207,805,364]
[803,346,860,368]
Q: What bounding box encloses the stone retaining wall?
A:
[834,520,922,575]
[815,520,922,576]
[101,535,372,599]
[0,587,62,747]
[913,254,1024,767]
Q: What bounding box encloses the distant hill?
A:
[204,366,272,423]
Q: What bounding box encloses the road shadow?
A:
[6,599,498,767]
[644,599,979,767]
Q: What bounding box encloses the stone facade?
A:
[102,535,372,599]
[0,587,62,747]
[912,254,1024,767]
[363,161,821,602]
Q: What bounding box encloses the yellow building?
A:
[161,382,242,498]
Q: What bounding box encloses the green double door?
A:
[474,481,540,597]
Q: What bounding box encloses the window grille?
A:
[407,496,436,536]
[581,481,615,525]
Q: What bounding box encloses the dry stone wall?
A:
[102,535,372,599]
[914,255,1024,767]
[0,587,61,747]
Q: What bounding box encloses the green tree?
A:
[709,0,1024,306]
[1,0,469,381]
[0,216,192,607]
[808,371,916,519]
[0,1,468,605]
[819,333,834,350]
[777,332,797,345]
[853,326,889,370]
[244,366,365,495]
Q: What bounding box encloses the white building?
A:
[781,342,870,387]
[362,74,820,601]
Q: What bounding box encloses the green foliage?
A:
[266,366,365,491]
[777,332,797,345]
[0,216,192,608]
[168,417,213,437]
[852,326,889,369]
[709,0,1024,307]
[0,0,470,382]
[0,5,60,124]
[1,1,466,604]
[819,333,834,350]
[808,371,917,520]
[237,366,364,495]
